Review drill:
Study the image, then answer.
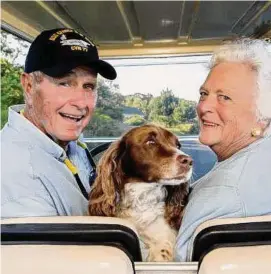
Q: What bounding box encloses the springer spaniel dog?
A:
[89,124,193,261]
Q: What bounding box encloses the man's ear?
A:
[21,73,34,105]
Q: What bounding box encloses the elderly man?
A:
[1,28,117,218]
[175,38,271,261]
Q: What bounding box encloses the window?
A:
[1,31,216,180]
[84,55,210,139]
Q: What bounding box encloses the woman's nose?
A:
[197,96,216,114]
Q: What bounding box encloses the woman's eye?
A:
[176,142,181,149]
[199,91,208,100]
[218,94,231,101]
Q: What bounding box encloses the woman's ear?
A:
[251,118,271,138]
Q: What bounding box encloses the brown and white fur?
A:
[89,124,193,261]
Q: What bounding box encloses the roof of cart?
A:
[1,1,271,58]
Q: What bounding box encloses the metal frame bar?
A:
[187,0,201,43]
[35,0,72,28]
[1,8,39,41]
[231,1,271,35]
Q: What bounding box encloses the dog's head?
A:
[116,124,192,183]
[89,124,193,229]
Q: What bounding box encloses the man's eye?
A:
[58,82,70,87]
[84,84,96,91]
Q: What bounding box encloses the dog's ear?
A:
[164,183,189,230]
[89,139,127,217]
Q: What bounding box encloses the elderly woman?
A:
[175,38,271,261]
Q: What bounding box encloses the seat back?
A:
[1,216,142,262]
[1,216,144,274]
[189,215,271,262]
[198,245,271,274]
[2,244,134,274]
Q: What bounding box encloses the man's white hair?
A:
[30,71,46,85]
[209,38,271,120]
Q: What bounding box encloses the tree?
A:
[173,99,197,123]
[183,101,197,122]
[148,89,179,126]
[124,93,153,119]
[124,115,145,126]
[1,30,29,65]
[1,58,24,127]
[85,79,126,137]
[96,79,124,120]
[160,88,179,117]
[189,121,199,134]
[84,111,125,137]
[1,30,29,128]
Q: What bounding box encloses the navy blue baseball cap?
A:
[24,28,117,80]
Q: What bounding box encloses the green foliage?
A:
[189,121,200,134]
[149,89,178,121]
[85,111,126,137]
[173,99,197,123]
[1,30,29,128]
[169,124,193,135]
[126,89,199,134]
[96,79,124,120]
[124,115,145,126]
[1,58,24,127]
[85,80,127,136]
[160,89,179,116]
[124,93,153,119]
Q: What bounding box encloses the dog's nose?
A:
[177,155,193,167]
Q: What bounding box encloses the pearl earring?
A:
[251,128,262,137]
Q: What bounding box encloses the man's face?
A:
[197,62,259,157]
[24,67,97,142]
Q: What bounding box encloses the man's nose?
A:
[70,88,90,109]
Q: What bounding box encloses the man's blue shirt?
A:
[1,105,93,218]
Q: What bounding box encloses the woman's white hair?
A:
[209,38,271,120]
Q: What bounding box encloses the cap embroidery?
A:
[60,34,67,40]
[61,39,91,49]
[49,29,73,41]
[49,29,95,52]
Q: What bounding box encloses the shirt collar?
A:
[8,104,67,161]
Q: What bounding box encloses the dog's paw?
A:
[147,248,173,262]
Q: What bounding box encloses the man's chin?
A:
[51,132,82,144]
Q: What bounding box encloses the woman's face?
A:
[197,62,259,160]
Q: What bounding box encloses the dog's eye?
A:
[146,140,156,145]
[176,142,181,149]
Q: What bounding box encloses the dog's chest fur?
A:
[117,183,177,260]
[117,183,167,226]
